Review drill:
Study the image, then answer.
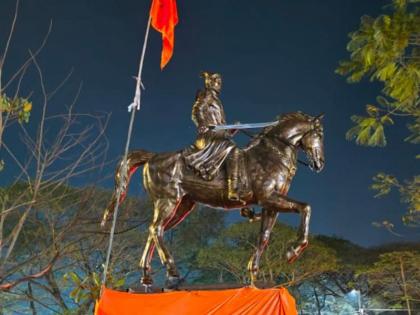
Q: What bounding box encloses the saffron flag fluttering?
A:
[150,0,178,69]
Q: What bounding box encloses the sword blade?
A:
[212,121,278,131]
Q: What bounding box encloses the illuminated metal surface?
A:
[101,74,325,287]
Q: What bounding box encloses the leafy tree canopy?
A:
[336,0,420,226]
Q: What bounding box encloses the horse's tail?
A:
[101,150,154,228]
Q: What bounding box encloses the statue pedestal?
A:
[95,286,297,315]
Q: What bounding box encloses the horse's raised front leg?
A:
[247,208,277,286]
[261,193,311,263]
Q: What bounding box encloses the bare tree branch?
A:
[0,252,59,291]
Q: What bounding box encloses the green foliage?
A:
[165,206,227,284]
[172,205,226,258]
[314,235,368,267]
[371,173,420,225]
[406,116,420,143]
[196,222,257,283]
[346,114,390,147]
[360,250,420,308]
[371,173,400,197]
[337,0,420,226]
[337,0,419,147]
[63,271,125,306]
[0,182,151,313]
[0,93,32,123]
[2,183,418,314]
[196,221,338,285]
[400,176,420,225]
[0,94,32,171]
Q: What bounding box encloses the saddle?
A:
[182,136,232,179]
[183,140,248,190]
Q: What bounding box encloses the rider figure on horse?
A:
[184,71,242,202]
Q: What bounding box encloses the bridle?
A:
[240,120,323,169]
[241,129,310,168]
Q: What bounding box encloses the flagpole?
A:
[101,14,152,293]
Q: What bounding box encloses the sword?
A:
[210,121,278,131]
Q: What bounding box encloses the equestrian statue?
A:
[101,71,325,288]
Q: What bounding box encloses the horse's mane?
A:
[245,112,313,150]
[278,111,312,124]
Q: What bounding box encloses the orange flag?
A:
[150,0,178,69]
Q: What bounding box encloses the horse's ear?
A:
[315,113,325,121]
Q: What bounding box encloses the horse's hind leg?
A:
[139,197,195,286]
[149,198,198,288]
[143,199,179,281]
[163,197,195,231]
[139,234,155,286]
[247,208,277,285]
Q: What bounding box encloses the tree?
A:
[196,221,338,286]
[168,205,226,283]
[0,184,153,314]
[57,188,151,314]
[0,0,44,155]
[360,250,420,314]
[336,0,420,226]
[0,2,117,313]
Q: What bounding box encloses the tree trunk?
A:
[399,257,411,315]
[27,282,37,315]
[218,270,223,283]
[313,287,322,315]
[46,271,68,310]
[0,67,3,147]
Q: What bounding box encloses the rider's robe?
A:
[183,88,235,180]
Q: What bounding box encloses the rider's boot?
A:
[227,148,241,201]
[240,208,262,222]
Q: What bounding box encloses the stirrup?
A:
[228,190,240,201]
[228,179,240,201]
[240,208,261,222]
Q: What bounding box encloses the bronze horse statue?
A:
[101,112,325,287]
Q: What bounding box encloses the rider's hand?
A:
[229,121,240,136]
[199,126,209,134]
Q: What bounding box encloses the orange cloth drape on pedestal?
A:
[95,286,298,315]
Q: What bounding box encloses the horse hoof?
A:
[249,281,257,289]
[140,284,153,293]
[165,276,182,290]
[240,208,261,222]
[286,249,298,263]
[286,242,308,263]
[141,276,153,286]
[100,216,108,229]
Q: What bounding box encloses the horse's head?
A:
[299,113,325,172]
[267,112,325,172]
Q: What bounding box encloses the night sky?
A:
[1,0,418,246]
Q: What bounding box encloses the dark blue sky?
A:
[1,0,418,246]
